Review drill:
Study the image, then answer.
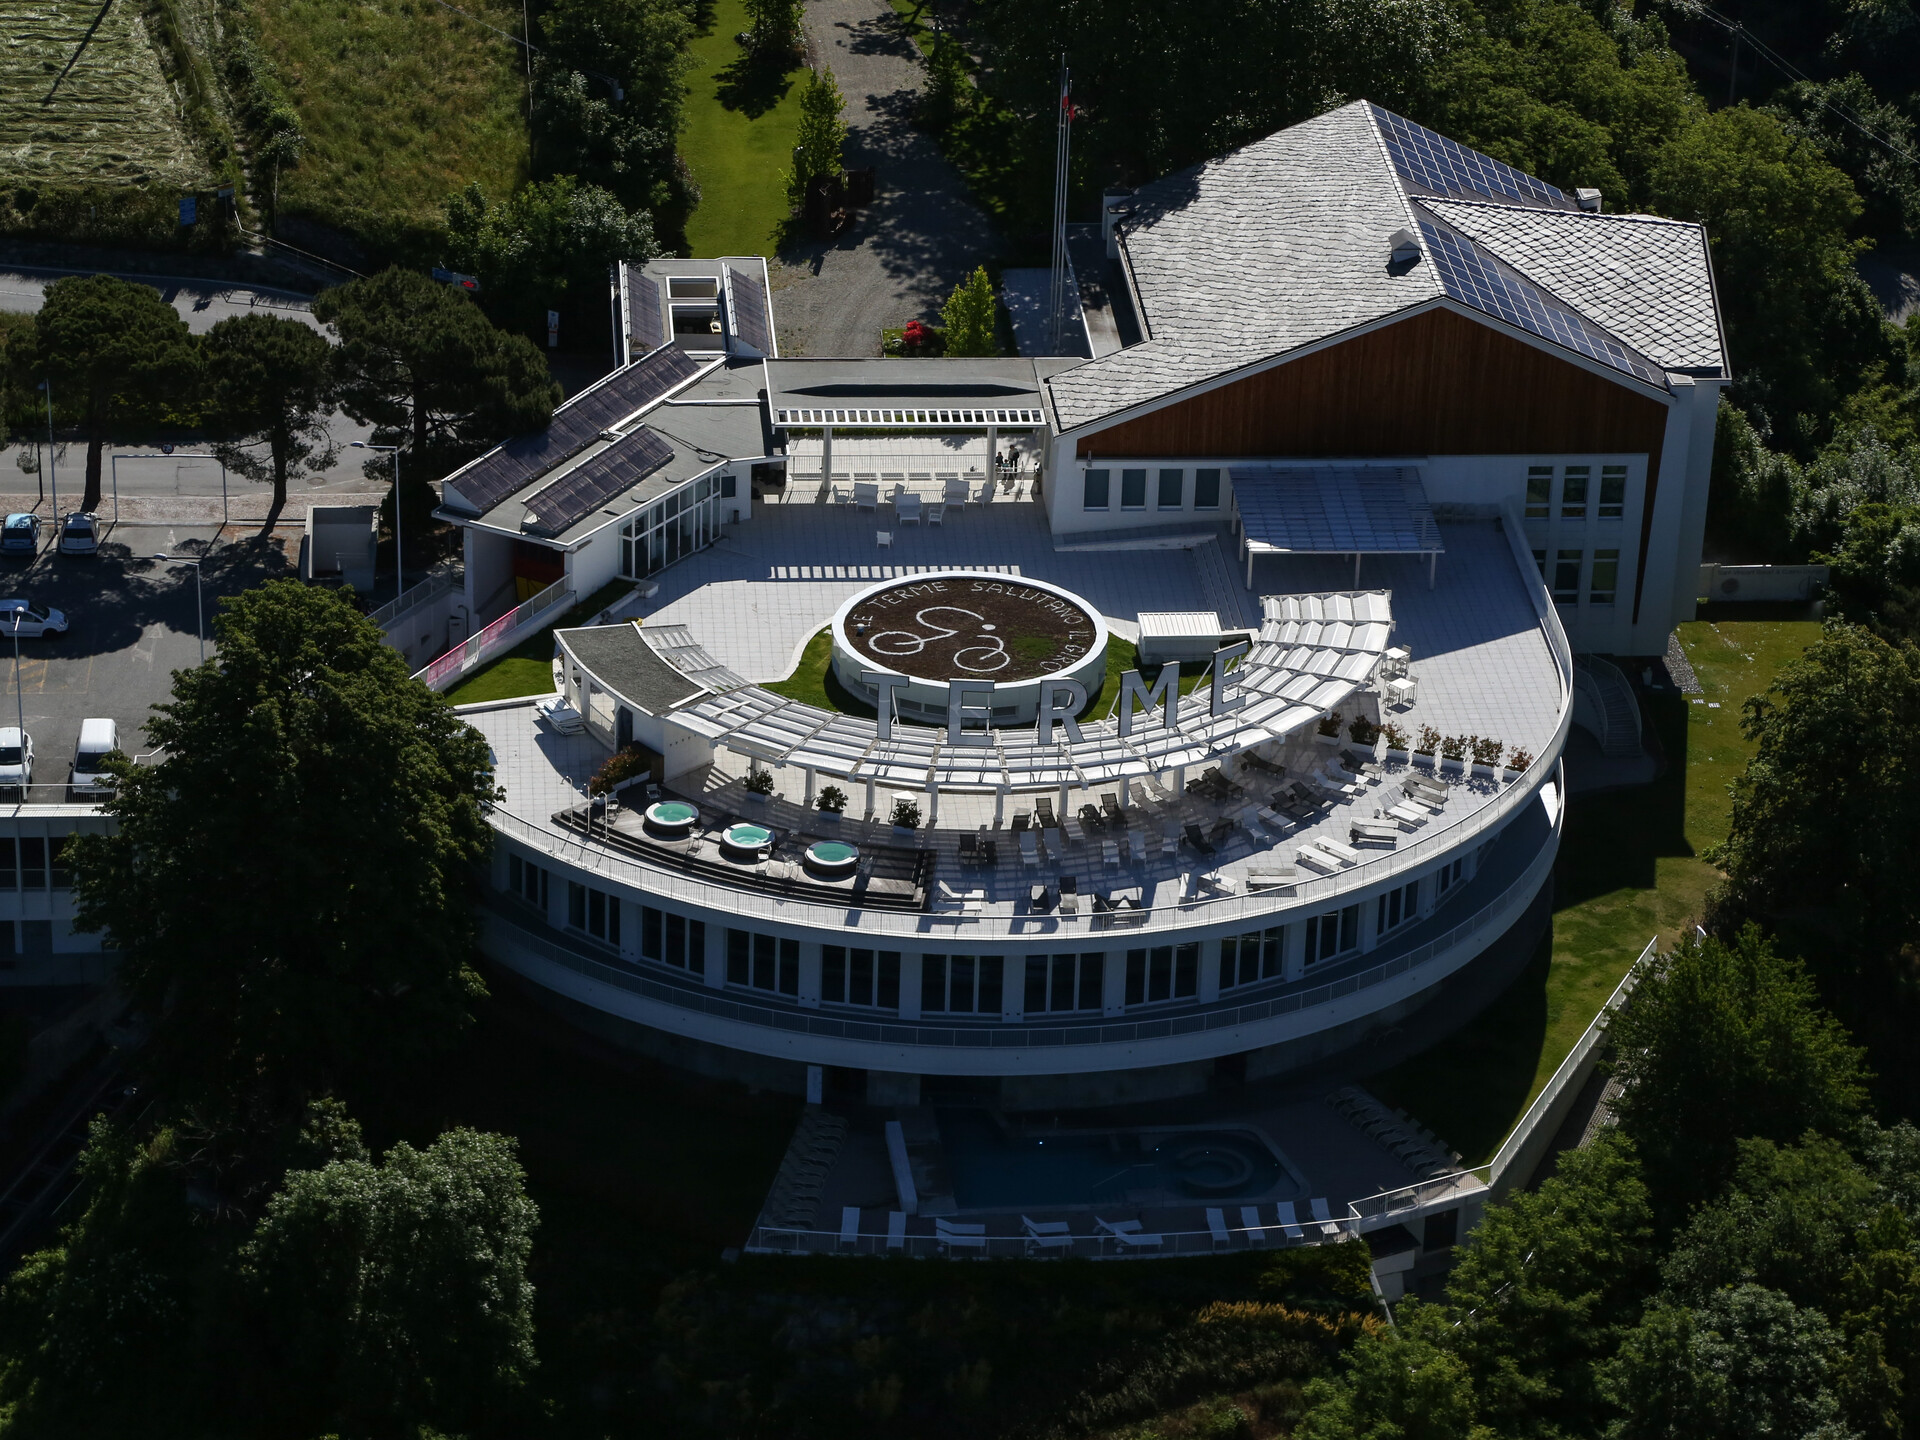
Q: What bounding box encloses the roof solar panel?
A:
[522,428,674,535]
[1418,220,1667,388]
[444,347,703,514]
[727,266,773,355]
[630,273,665,355]
[1370,105,1566,209]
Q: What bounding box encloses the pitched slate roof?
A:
[1044,100,1722,433]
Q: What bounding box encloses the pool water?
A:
[938,1109,1288,1210]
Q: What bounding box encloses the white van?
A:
[71,718,118,796]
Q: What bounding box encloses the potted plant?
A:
[1438,734,1467,775]
[1504,747,1532,783]
[1347,714,1378,747]
[889,797,922,836]
[817,784,848,816]
[1380,721,1410,764]
[588,744,652,797]
[1315,711,1343,747]
[1470,735,1503,781]
[1412,724,1441,768]
[744,768,775,802]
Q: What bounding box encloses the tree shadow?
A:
[1553,693,1696,911]
[712,52,800,120]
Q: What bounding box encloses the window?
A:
[1303,905,1360,965]
[1083,468,1110,511]
[0,839,13,890]
[1589,549,1620,606]
[567,882,621,944]
[822,947,901,1009]
[50,838,71,890]
[1560,465,1589,520]
[1194,469,1222,509]
[1220,928,1284,989]
[1532,549,1547,583]
[1525,466,1552,520]
[1599,465,1626,519]
[1377,880,1420,934]
[1554,550,1583,604]
[20,838,44,891]
[1157,469,1184,509]
[507,854,550,909]
[720,473,737,498]
[1125,944,1199,1005]
[640,906,704,973]
[727,929,799,996]
[1435,857,1466,896]
[1024,953,1104,1013]
[620,479,723,579]
[1120,468,1147,510]
[921,954,1003,1014]
[20,921,50,955]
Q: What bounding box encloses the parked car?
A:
[71,718,118,796]
[0,727,33,792]
[0,514,39,557]
[0,600,67,637]
[57,513,99,556]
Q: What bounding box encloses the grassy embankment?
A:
[443,579,634,706]
[245,0,528,249]
[679,0,807,258]
[1373,617,1823,1161]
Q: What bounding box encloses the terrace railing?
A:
[414,576,572,692]
[743,1215,1353,1260]
[369,570,457,629]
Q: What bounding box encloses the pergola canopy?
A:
[1231,466,1443,557]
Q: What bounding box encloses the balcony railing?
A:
[414,576,572,691]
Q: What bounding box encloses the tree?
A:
[788,66,848,204]
[1601,1285,1853,1440]
[1818,501,1920,639]
[445,177,659,332]
[1790,425,1920,555]
[940,266,998,357]
[744,0,804,63]
[1441,1133,1656,1438]
[532,64,684,216]
[1294,1304,1487,1440]
[311,267,559,493]
[31,274,197,514]
[240,1128,538,1436]
[922,30,972,130]
[68,581,498,1117]
[1607,927,1870,1221]
[1708,398,1800,561]
[1769,73,1920,243]
[199,313,336,514]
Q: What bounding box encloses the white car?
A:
[57,513,99,556]
[0,600,67,637]
[0,728,32,792]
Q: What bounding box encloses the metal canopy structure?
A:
[1230,466,1444,588]
[646,591,1395,811]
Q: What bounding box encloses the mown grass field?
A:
[250,0,529,238]
[679,0,806,257]
[1373,617,1823,1161]
[0,0,203,185]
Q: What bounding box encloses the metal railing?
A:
[1346,1167,1491,1229]
[414,576,572,691]
[370,570,457,628]
[743,1215,1352,1260]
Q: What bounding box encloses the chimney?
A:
[1575,188,1602,213]
[1102,190,1134,259]
[1388,228,1422,267]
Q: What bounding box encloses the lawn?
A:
[249,0,528,242]
[679,0,806,258]
[1371,618,1822,1162]
[444,578,634,706]
[0,0,204,186]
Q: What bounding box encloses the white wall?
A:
[567,525,624,602]
[464,528,517,621]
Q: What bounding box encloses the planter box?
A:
[1471,763,1498,781]
[1314,732,1342,747]
[1502,767,1522,784]
[1439,756,1465,775]
[1411,751,1436,768]
[892,825,918,842]
[1386,748,1411,766]
[816,809,843,825]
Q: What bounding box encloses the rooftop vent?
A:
[1387,228,1422,271]
[1575,188,1602,213]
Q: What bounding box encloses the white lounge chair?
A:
[854,481,879,511]
[1207,1207,1231,1249]
[1385,802,1430,827]
[1240,1206,1267,1244]
[840,1205,861,1248]
[1022,1216,1074,1253]
[938,880,986,905]
[1310,1197,1343,1238]
[887,1211,907,1251]
[1102,839,1120,868]
[1018,829,1040,867]
[1096,1217,1163,1250]
[926,502,946,527]
[1296,845,1343,874]
[1319,838,1363,865]
[1276,1201,1306,1241]
[1246,868,1297,891]
[934,1217,988,1253]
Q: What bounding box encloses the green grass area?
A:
[680,0,806,258]
[1372,619,1822,1162]
[0,0,204,186]
[444,579,635,707]
[253,0,528,242]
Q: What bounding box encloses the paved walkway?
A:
[770,0,1000,356]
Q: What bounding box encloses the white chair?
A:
[935,1217,988,1254]
[1096,1217,1163,1250]
[976,478,995,505]
[1296,844,1343,875]
[1018,829,1040,867]
[944,478,971,507]
[854,482,879,511]
[1102,839,1120,868]
[1239,1206,1267,1244]
[1022,1216,1074,1253]
[927,502,946,527]
[886,1210,907,1251]
[1319,838,1363,865]
[1275,1201,1306,1241]
[875,530,892,550]
[1310,1197,1344,1238]
[1207,1207,1231,1249]
[840,1206,861,1249]
[896,493,923,525]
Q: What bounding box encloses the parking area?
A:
[0,521,297,799]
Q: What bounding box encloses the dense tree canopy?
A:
[69,581,498,1118]
[200,312,336,512]
[445,177,659,332]
[941,267,998,357]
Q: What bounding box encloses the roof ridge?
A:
[1424,196,1701,230]
[1363,102,1444,305]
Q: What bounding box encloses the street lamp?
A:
[351,441,402,603]
[152,553,204,664]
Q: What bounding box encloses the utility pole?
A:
[1047,56,1074,356]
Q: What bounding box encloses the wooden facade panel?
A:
[1073,307,1669,461]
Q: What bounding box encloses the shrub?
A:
[1347,715,1378,745]
[1507,747,1533,771]
[1317,712,1342,737]
[816,784,848,813]
[1414,724,1441,755]
[1439,734,1468,761]
[744,769,775,796]
[889,798,921,829]
[1380,721,1409,751]
[588,744,652,795]
[1471,735,1503,767]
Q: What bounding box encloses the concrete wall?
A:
[1697,563,1829,603]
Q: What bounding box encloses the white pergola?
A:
[1232,466,1445,589]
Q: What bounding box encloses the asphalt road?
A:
[0,521,296,800]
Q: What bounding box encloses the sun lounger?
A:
[1036,797,1056,827]
[1240,1206,1267,1244]
[1022,1216,1074,1253]
[1310,1198,1343,1238]
[1062,813,1085,844]
[1385,802,1430,827]
[1319,838,1363,865]
[1096,1218,1164,1250]
[1275,1201,1306,1241]
[1058,879,1079,916]
[1350,822,1398,848]
[1296,844,1343,874]
[935,1217,988,1253]
[1246,868,1297,891]
[1101,839,1120,868]
[1207,1207,1231,1249]
[1018,829,1040,867]
[1182,823,1216,855]
[840,1206,861,1248]
[887,1210,906,1250]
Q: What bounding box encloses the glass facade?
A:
[620,476,725,579]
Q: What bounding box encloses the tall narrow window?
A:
[1125,945,1199,1005]
[20,838,44,890]
[1120,468,1147,509]
[1377,880,1420,934]
[1194,469,1222,509]
[1025,953,1102,1013]
[1220,927,1284,989]
[1157,469,1184,509]
[1599,465,1626,519]
[1590,549,1620,606]
[1554,550,1583,604]
[1303,905,1359,965]
[1525,466,1552,520]
[1560,466,1589,520]
[1083,469,1110,511]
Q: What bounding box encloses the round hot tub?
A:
[721,822,773,855]
[829,571,1109,727]
[804,840,860,874]
[645,800,699,834]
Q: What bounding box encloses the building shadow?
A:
[1553,690,1693,910]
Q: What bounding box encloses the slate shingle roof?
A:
[1044,101,1723,433]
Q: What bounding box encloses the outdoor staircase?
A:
[1572,655,1644,759]
[1326,1085,1462,1179]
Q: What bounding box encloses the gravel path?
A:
[770,0,999,356]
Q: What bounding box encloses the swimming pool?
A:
[938,1110,1293,1210]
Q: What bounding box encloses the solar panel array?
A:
[629,274,666,354]
[1370,104,1566,209]
[727,267,773,355]
[444,347,702,514]
[1418,220,1668,389]
[1231,467,1442,554]
[522,427,674,536]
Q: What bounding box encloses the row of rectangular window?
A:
[1534,548,1621,606]
[1083,468,1222,513]
[620,474,732,580]
[1525,464,1628,521]
[0,838,73,891]
[729,928,800,996]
